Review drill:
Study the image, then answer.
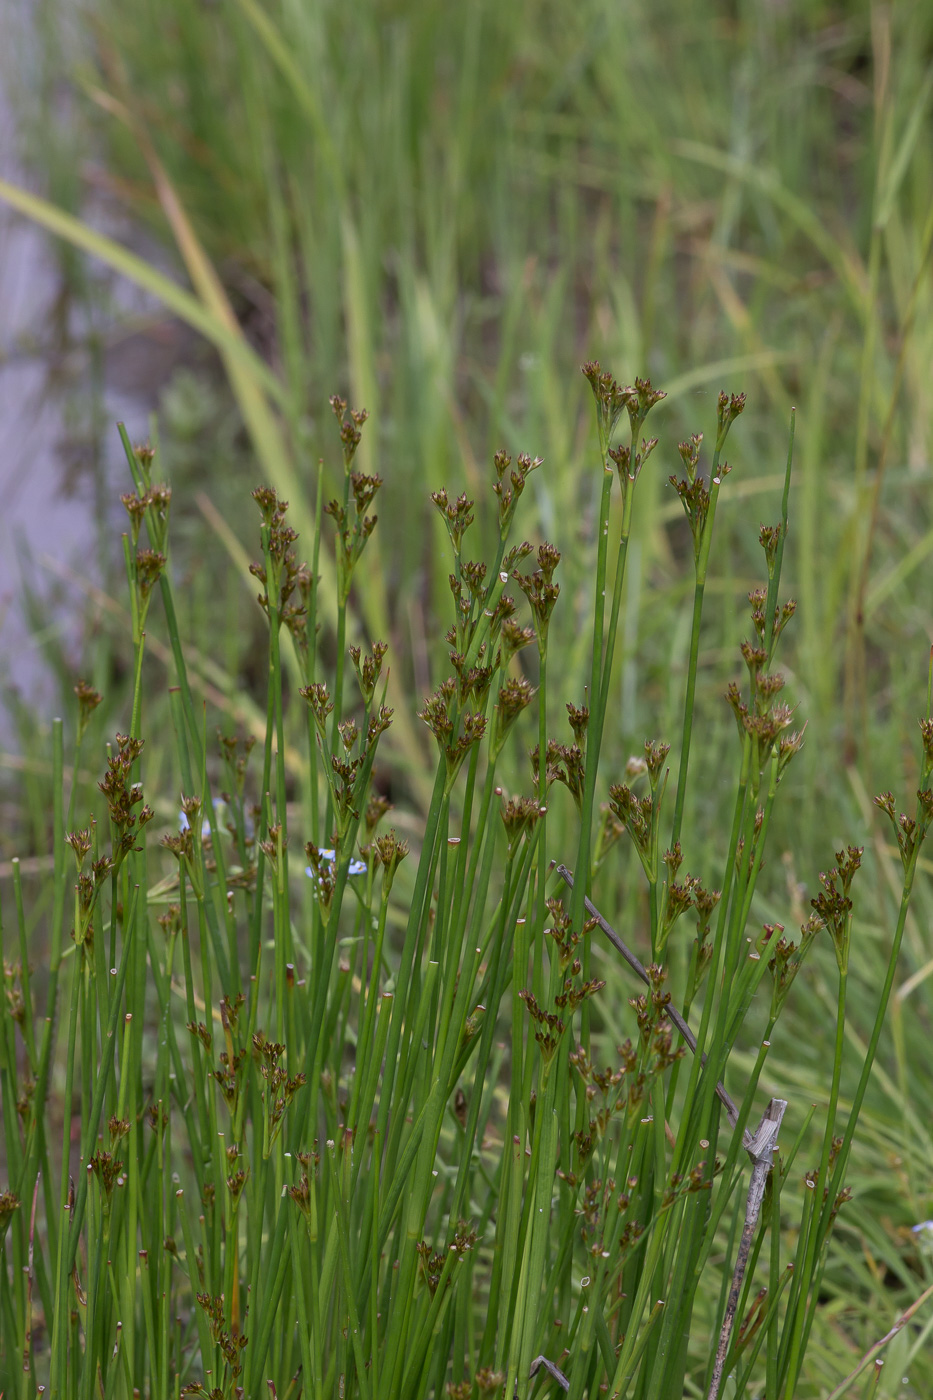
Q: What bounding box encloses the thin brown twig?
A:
[824,1279,933,1400]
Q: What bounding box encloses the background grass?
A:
[2,0,933,1394]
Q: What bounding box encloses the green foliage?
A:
[1,375,931,1397]
[3,2,933,1395]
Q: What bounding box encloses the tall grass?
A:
[2,1,933,1393]
[1,369,932,1396]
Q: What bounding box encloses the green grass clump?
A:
[2,4,933,1393]
[2,369,932,1398]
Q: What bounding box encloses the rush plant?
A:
[1,369,931,1399]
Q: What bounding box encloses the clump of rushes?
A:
[2,375,930,1400]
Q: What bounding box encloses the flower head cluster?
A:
[99,733,153,871]
[121,481,172,554]
[348,640,388,705]
[582,363,667,455]
[532,703,589,805]
[493,449,542,538]
[190,1293,247,1383]
[499,794,543,860]
[304,845,367,907]
[608,743,669,881]
[667,434,725,566]
[371,831,409,898]
[419,679,487,792]
[768,916,819,1016]
[330,395,369,468]
[519,899,602,1065]
[249,487,309,646]
[489,677,535,761]
[252,1030,306,1149]
[322,400,381,604]
[808,846,862,976]
[299,674,392,838]
[727,584,804,784]
[875,769,933,875]
[514,541,561,655]
[431,490,475,554]
[658,843,721,957]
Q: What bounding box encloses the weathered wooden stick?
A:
[707,1098,787,1400]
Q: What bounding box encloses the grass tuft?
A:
[2,374,931,1397]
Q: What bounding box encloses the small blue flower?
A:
[911,1220,933,1236]
[305,848,367,879]
[179,807,212,839]
[179,796,254,840]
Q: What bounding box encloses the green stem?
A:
[764,408,796,664]
[569,457,616,939]
[670,578,706,851]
